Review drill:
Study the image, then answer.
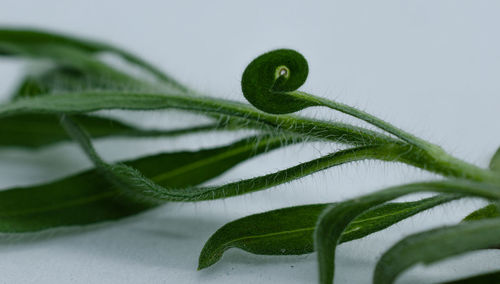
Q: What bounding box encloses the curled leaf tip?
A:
[241,49,314,114]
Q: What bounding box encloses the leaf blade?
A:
[0,113,225,148]
[373,218,500,284]
[441,270,500,284]
[463,203,500,222]
[198,195,457,270]
[490,147,500,172]
[1,63,223,148]
[0,135,283,233]
[0,27,187,90]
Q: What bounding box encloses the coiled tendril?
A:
[241,49,316,114]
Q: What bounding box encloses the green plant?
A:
[0,28,499,284]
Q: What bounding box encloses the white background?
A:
[0,1,500,283]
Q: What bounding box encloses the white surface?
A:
[1,1,500,283]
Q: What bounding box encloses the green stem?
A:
[419,148,500,184]
[296,92,439,152]
[0,92,400,146]
[63,115,498,203]
[289,92,499,184]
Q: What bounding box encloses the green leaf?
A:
[490,147,500,172]
[463,203,500,222]
[0,135,283,233]
[0,28,187,91]
[11,74,49,98]
[241,49,312,114]
[373,218,500,284]
[314,180,500,284]
[11,65,134,99]
[4,42,246,148]
[198,195,457,270]
[4,42,145,90]
[0,113,132,148]
[0,113,223,148]
[1,62,225,148]
[340,195,458,243]
[441,270,500,284]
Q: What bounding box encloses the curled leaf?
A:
[241,49,435,151]
[241,49,314,114]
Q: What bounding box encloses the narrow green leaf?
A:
[0,135,283,233]
[340,195,458,243]
[463,203,500,222]
[0,28,187,91]
[441,270,500,284]
[490,147,500,172]
[315,181,500,284]
[11,74,48,98]
[0,113,225,148]
[5,45,249,148]
[0,113,132,147]
[11,65,136,99]
[373,218,500,284]
[4,42,145,90]
[1,63,225,148]
[198,195,457,270]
